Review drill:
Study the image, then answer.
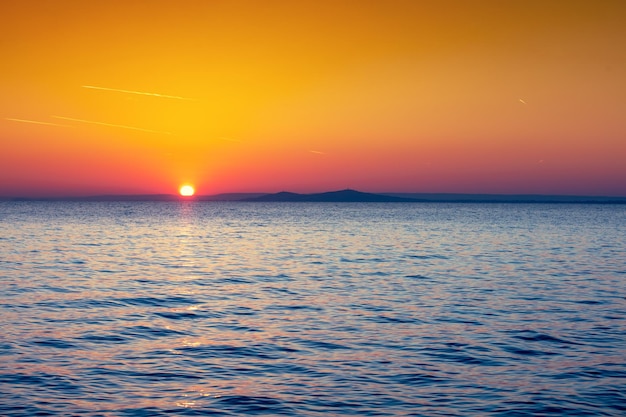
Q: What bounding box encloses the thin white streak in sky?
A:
[519,98,527,104]
[309,150,325,154]
[82,85,194,100]
[5,117,72,128]
[51,116,172,135]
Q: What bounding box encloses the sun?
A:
[179,184,195,197]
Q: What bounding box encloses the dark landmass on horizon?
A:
[244,189,626,203]
[244,189,415,202]
[2,189,626,203]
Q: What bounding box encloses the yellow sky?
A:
[1,1,625,196]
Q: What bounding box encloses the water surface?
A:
[1,202,625,416]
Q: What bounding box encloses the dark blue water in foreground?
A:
[1,202,625,416]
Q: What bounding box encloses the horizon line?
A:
[2,189,626,202]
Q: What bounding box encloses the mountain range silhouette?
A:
[244,189,417,202]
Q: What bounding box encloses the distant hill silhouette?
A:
[244,189,418,202]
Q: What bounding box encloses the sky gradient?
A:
[2,0,625,197]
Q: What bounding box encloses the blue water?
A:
[1,202,625,416]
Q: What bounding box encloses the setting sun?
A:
[179,185,195,197]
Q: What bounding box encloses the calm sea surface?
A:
[1,202,625,416]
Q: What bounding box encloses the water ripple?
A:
[1,202,625,416]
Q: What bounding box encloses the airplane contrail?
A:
[5,117,71,128]
[82,85,194,100]
[308,150,325,154]
[51,116,172,135]
[519,98,527,104]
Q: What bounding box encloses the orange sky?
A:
[1,0,625,197]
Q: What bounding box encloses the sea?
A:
[1,201,625,416]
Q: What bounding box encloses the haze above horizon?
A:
[2,1,625,198]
